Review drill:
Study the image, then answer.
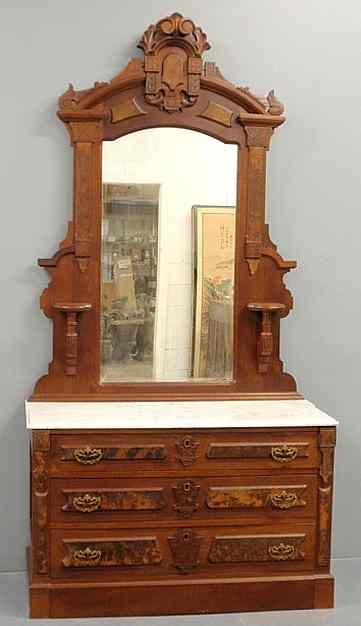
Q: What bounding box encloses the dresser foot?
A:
[314,575,334,608]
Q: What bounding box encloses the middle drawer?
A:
[51,474,317,526]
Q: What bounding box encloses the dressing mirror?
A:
[101,128,237,383]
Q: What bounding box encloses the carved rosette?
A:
[318,428,336,567]
[31,431,50,575]
[138,13,210,112]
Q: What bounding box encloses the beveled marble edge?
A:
[25,399,338,430]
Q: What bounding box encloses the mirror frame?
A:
[32,12,299,401]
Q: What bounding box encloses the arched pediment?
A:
[58,13,284,125]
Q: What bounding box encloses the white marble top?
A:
[25,399,337,430]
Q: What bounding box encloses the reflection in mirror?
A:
[101,128,237,383]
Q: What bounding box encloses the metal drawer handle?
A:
[268,542,296,561]
[73,493,101,513]
[271,444,297,463]
[73,446,104,465]
[73,547,102,567]
[270,490,298,510]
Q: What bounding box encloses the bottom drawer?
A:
[51,524,316,579]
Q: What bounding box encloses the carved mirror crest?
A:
[33,12,298,401]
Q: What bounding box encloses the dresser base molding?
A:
[28,570,334,618]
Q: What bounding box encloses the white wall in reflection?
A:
[103,128,237,381]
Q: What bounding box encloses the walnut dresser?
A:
[26,11,338,619]
[26,400,337,618]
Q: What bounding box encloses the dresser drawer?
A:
[50,429,318,477]
[51,474,317,525]
[51,524,316,580]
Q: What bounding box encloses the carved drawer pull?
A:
[73,446,104,465]
[73,547,102,567]
[271,444,297,463]
[72,493,101,513]
[270,491,298,510]
[268,542,296,561]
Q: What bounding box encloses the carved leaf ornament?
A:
[138,13,210,112]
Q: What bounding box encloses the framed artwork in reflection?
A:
[192,206,236,381]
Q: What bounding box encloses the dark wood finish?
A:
[28,426,335,616]
[31,11,299,402]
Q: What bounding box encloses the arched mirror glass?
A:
[101,128,237,383]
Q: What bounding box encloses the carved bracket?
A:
[138,13,210,112]
[247,302,285,373]
[53,302,92,375]
[31,431,50,575]
[318,428,336,567]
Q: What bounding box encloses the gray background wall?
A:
[0,0,360,572]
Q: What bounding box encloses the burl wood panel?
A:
[61,488,166,513]
[31,10,299,402]
[62,537,162,568]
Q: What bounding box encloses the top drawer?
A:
[49,428,319,477]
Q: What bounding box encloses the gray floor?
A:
[0,559,360,625]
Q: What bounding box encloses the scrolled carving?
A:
[318,428,336,567]
[73,446,104,465]
[268,542,297,561]
[58,83,91,111]
[138,13,210,112]
[175,435,200,467]
[319,428,336,485]
[72,493,101,513]
[173,480,200,518]
[31,431,50,575]
[138,13,210,55]
[267,89,285,116]
[318,486,332,566]
[168,528,202,574]
[271,444,298,463]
